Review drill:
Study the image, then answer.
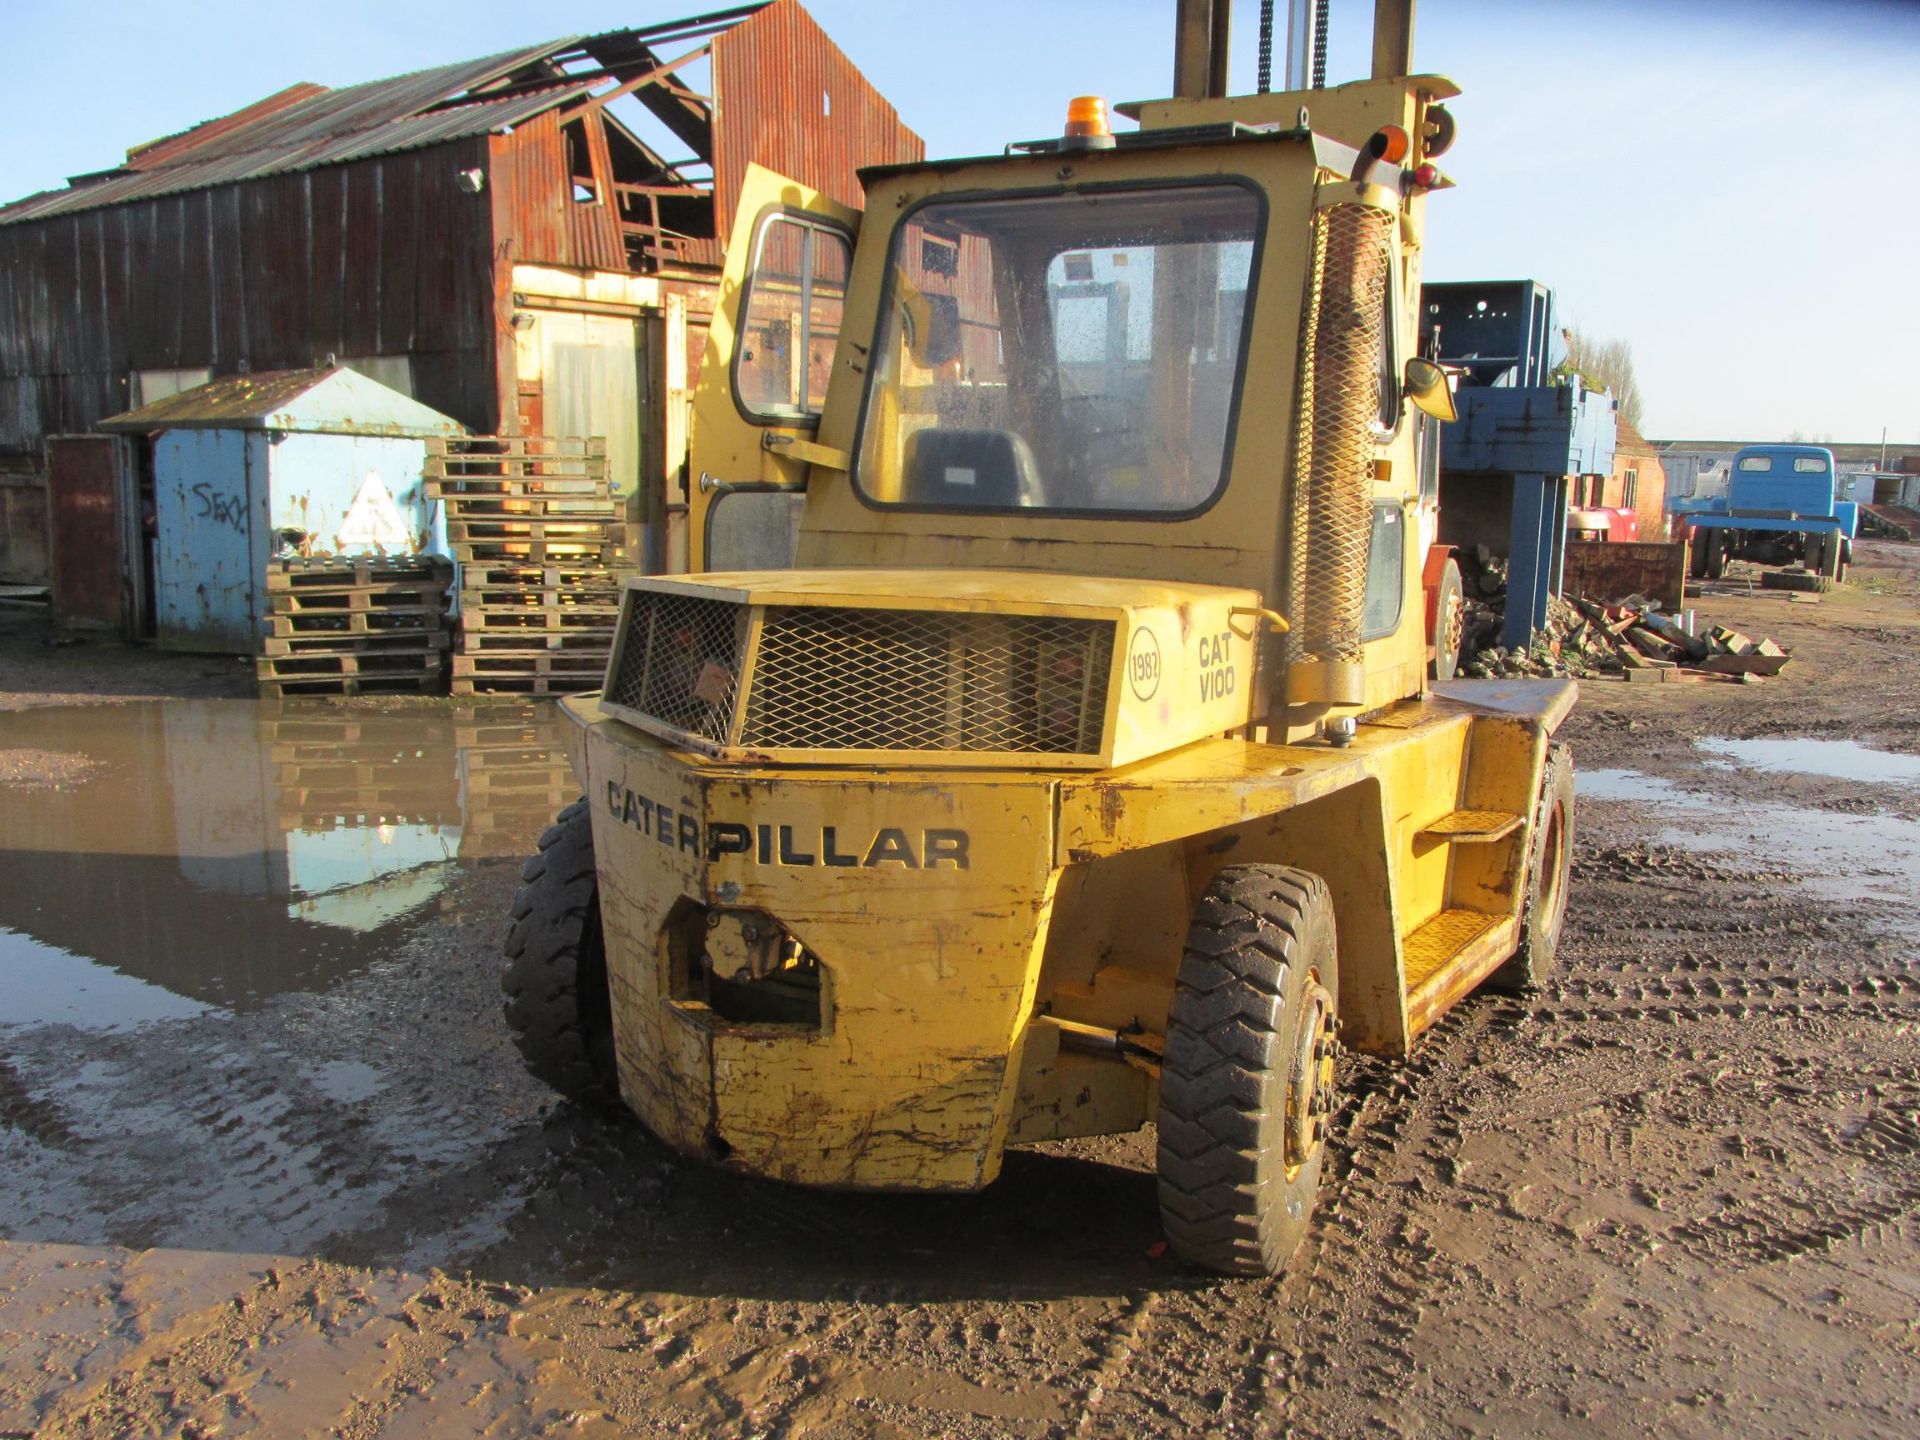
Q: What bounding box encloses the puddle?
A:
[0,699,574,1018]
[1698,737,1920,785]
[0,929,211,1030]
[1578,765,1920,904]
[1575,768,1670,803]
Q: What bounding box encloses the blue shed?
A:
[99,367,465,652]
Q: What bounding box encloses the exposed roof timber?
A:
[578,33,713,159]
[592,2,770,47]
[567,43,713,121]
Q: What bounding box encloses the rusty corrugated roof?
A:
[0,40,590,226]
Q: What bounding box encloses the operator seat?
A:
[901,428,1045,508]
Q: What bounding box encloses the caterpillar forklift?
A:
[503,0,1576,1276]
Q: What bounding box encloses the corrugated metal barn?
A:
[0,0,922,581]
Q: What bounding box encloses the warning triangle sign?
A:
[335,472,412,551]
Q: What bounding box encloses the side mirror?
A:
[1403,358,1457,423]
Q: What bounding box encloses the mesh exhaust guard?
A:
[1284,200,1395,707]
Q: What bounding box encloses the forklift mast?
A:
[1173,0,1420,97]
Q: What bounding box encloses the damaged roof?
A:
[0,4,774,226]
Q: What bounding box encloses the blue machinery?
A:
[1421,281,1618,649]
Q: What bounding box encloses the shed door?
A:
[154,430,268,653]
[536,311,643,504]
[47,434,137,633]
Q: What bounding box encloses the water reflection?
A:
[0,699,573,1018]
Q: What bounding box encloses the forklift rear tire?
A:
[503,800,618,1101]
[1156,865,1339,1278]
[1489,745,1574,993]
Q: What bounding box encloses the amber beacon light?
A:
[1062,95,1116,149]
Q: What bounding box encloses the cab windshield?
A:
[853,183,1262,516]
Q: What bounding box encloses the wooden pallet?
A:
[427,485,616,511]
[258,649,443,681]
[448,517,630,545]
[459,595,621,621]
[266,557,449,591]
[464,636,612,660]
[428,436,607,459]
[263,629,450,659]
[452,539,626,567]
[462,565,624,592]
[267,605,444,637]
[269,584,449,615]
[452,651,606,678]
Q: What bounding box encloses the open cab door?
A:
[688,164,860,572]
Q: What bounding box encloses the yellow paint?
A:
[558,66,1582,1193]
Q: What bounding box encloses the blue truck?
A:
[1671,443,1858,585]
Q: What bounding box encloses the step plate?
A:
[1404,909,1501,991]
[1417,809,1523,844]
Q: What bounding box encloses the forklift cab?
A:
[691,72,1463,737]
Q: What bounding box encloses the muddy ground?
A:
[2,543,1917,1439]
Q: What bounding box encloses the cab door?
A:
[689,164,859,572]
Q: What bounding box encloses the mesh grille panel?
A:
[742,608,1115,754]
[1288,203,1395,675]
[606,590,748,744]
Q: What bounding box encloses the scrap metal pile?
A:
[1456,548,1791,684]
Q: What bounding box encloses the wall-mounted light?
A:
[455,168,486,194]
[511,313,537,331]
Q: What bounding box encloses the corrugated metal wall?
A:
[0,137,500,457]
[490,110,628,274]
[711,0,923,235]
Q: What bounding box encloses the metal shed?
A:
[99,366,463,651]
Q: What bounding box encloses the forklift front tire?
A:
[503,800,618,1102]
[1156,865,1339,1278]
[1430,557,1465,680]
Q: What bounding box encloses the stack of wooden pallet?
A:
[425,437,628,696]
[258,556,454,697]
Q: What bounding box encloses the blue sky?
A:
[4,0,1914,441]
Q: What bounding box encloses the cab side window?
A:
[735,214,853,422]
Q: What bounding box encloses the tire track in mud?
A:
[1065,994,1523,1439]
[22,1258,516,1440]
[1252,997,1528,1436]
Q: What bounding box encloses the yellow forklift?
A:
[503,0,1575,1276]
